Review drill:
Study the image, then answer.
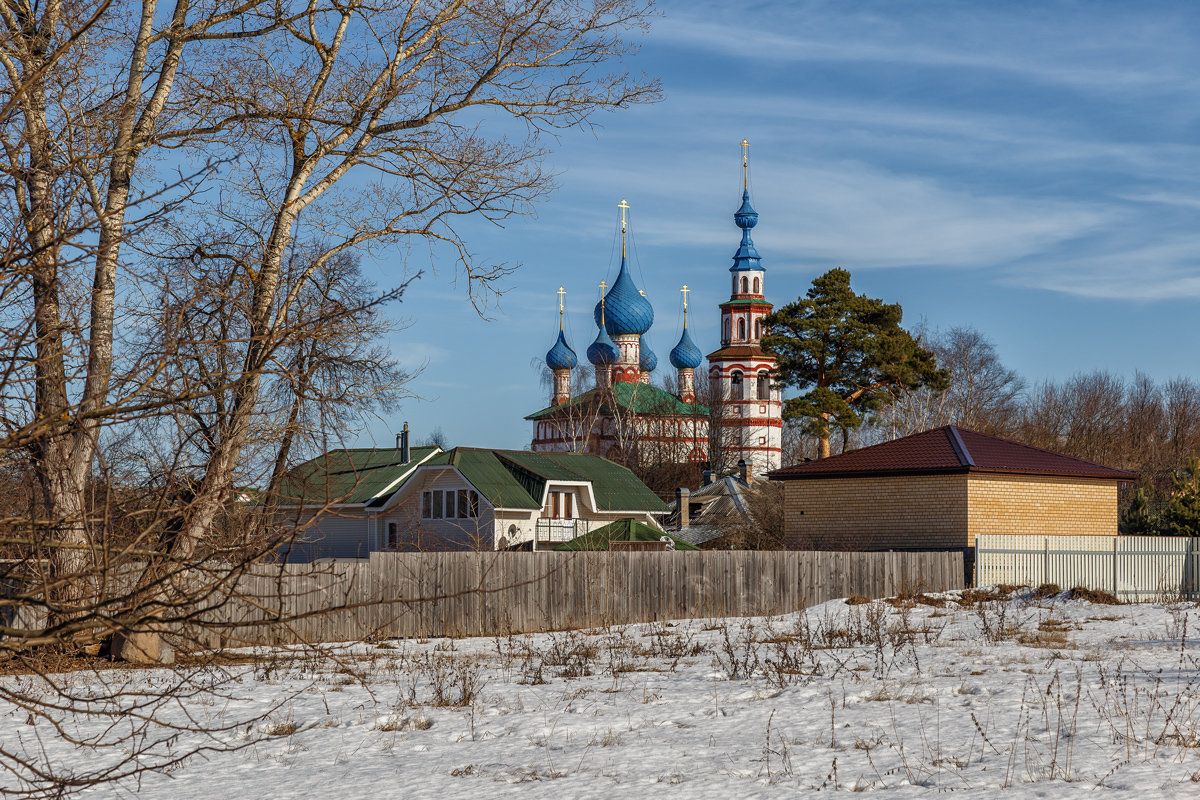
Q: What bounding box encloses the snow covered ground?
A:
[5,587,1200,798]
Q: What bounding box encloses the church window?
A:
[757,371,770,400]
[740,276,749,293]
[731,371,744,400]
[737,318,746,340]
[723,318,730,344]
[755,318,763,339]
[753,276,760,294]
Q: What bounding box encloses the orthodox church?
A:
[526,144,783,477]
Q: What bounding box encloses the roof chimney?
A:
[398,422,410,464]
[675,487,690,530]
[738,458,752,486]
[702,469,713,487]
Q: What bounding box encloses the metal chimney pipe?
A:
[400,422,410,464]
[702,469,712,487]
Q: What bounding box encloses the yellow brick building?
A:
[768,426,1134,551]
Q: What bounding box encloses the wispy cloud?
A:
[655,2,1199,95]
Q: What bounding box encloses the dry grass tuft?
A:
[1065,586,1121,605]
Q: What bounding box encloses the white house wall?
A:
[283,510,371,562]
[379,467,499,551]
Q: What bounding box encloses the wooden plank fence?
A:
[192,549,963,647]
[976,534,1200,601]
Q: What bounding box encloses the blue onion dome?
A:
[593,256,654,335]
[640,340,658,373]
[731,189,763,272]
[734,189,759,229]
[545,329,577,370]
[586,323,619,366]
[669,327,703,370]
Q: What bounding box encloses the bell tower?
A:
[706,139,782,475]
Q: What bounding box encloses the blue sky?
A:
[354,0,1200,451]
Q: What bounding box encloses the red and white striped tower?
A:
[706,139,782,475]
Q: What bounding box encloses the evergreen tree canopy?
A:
[1159,456,1200,536]
[761,269,948,458]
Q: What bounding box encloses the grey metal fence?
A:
[975,534,1200,601]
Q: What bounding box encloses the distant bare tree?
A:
[873,326,1023,440]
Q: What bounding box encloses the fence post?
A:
[1044,538,1049,586]
[1112,536,1118,597]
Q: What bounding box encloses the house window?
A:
[757,370,769,400]
[422,489,480,519]
[546,490,575,519]
[731,371,744,400]
[387,522,399,549]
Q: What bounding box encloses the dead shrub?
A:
[1032,583,1062,600]
[845,595,870,606]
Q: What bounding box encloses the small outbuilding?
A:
[768,425,1135,551]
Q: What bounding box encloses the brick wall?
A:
[781,474,969,550]
[966,473,1117,544]
[779,471,1120,551]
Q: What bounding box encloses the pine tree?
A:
[761,269,948,458]
[1159,456,1200,536]
[1119,486,1160,535]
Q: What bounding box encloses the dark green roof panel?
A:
[554,519,698,550]
[277,446,439,505]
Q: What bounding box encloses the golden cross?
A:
[618,198,630,232]
[598,280,608,325]
[681,283,690,326]
[556,286,566,328]
[741,138,750,189]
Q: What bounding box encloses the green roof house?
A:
[275,440,668,560]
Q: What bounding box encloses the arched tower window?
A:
[740,276,749,294]
[753,277,760,294]
[722,318,731,345]
[757,370,770,400]
[754,318,763,339]
[737,318,746,340]
[731,371,744,400]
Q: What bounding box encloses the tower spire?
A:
[618,198,630,257]
[741,138,749,190]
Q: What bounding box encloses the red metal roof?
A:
[768,425,1136,481]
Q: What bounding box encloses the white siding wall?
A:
[283,511,371,562]
[380,468,497,551]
